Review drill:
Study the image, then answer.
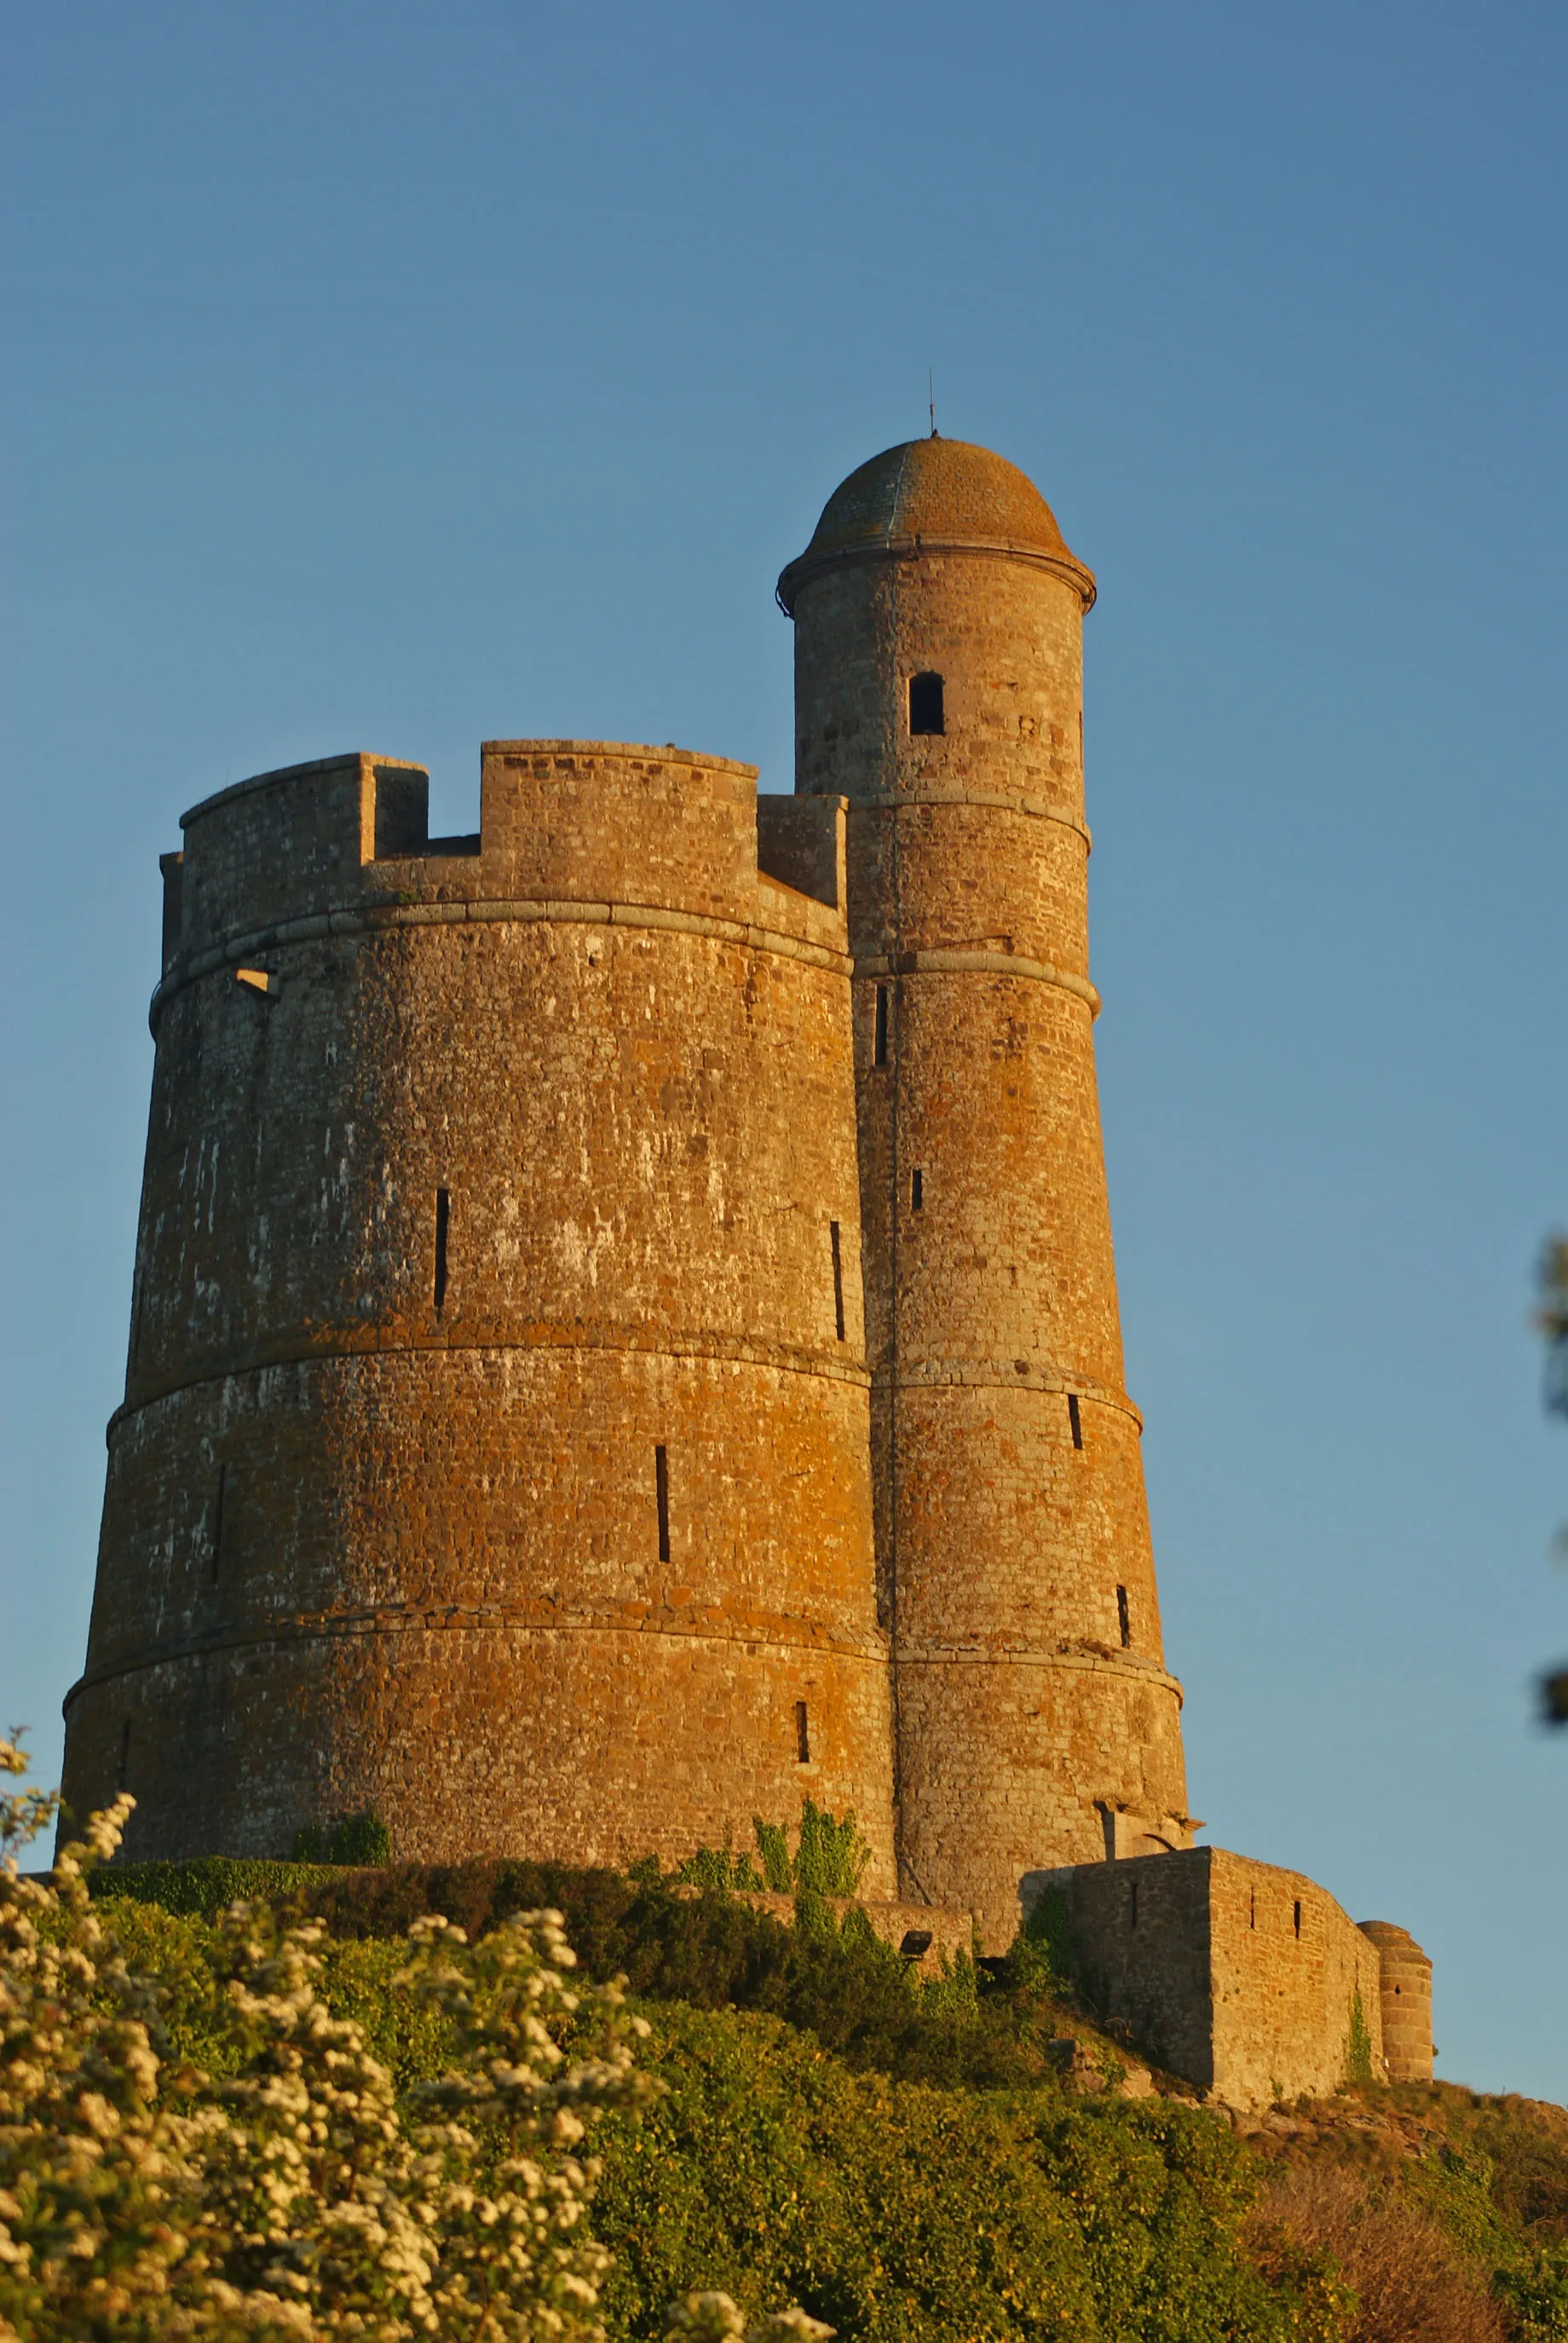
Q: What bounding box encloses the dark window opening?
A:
[1068,1393,1083,1450]
[1116,1584,1131,1648]
[795,1700,810,1763]
[873,984,890,1067]
[1293,1899,1302,1940]
[654,1444,671,1562]
[210,1463,228,1585]
[1249,1890,1256,1930]
[909,672,945,736]
[1130,1882,1139,1930]
[118,1720,131,1792]
[830,1221,845,1341]
[911,1168,924,1212]
[434,1187,451,1316]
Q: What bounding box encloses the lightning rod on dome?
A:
[928,368,938,437]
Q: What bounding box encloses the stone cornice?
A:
[63,1602,891,1714]
[894,1643,1184,1705]
[111,1326,873,1440]
[150,895,853,1032]
[871,1363,1143,1430]
[854,948,1100,1017]
[777,534,1098,616]
[839,782,1091,849]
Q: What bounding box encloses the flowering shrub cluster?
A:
[0,1740,827,2343]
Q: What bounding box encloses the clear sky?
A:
[3,2,1565,2098]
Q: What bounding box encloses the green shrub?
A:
[674,1841,767,1893]
[676,1806,871,1899]
[90,1852,343,1914]
[753,1817,793,1893]
[291,1807,394,1864]
[1496,2242,1568,2340]
[792,1799,872,1896]
[1018,1882,1079,1994]
[1346,1988,1375,2086]
[590,2003,1322,2342]
[94,1855,1096,2091]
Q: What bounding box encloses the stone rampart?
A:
[1029,1847,1396,2107]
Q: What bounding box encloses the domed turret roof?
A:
[777,436,1094,613]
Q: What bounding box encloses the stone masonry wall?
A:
[1358,1921,1434,2083]
[1034,1848,1388,2107]
[63,746,896,1879]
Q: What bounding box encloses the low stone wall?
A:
[1027,1846,1399,2108]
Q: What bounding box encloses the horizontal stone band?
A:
[841,782,1090,849]
[873,1362,1142,1428]
[895,1644,1184,1705]
[63,1604,891,1712]
[776,534,1098,615]
[112,1326,873,1440]
[854,949,1101,1016]
[151,895,853,1030]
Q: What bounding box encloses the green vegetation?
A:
[86,1850,1568,2340]
[95,1854,1075,2092]
[667,1803,873,1898]
[290,1806,394,1864]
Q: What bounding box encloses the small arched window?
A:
[909,672,945,735]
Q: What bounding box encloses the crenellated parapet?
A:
[156,745,849,1023]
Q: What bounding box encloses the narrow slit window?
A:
[434,1187,451,1316]
[1115,1584,1131,1648]
[911,1168,924,1212]
[873,984,889,1067]
[830,1221,845,1341]
[654,1444,671,1562]
[1129,1881,1139,1930]
[795,1700,810,1763]
[1293,1899,1302,1940]
[210,1463,228,1585]
[118,1720,131,1792]
[1068,1393,1083,1450]
[1249,1890,1256,1930]
[909,672,945,736]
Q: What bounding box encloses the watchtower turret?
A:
[780,436,1193,1943]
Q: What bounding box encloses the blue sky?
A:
[3,2,1565,2098]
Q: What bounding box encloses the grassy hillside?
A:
[90,1860,1568,2342]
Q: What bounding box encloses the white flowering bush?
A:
[665,2294,832,2343]
[0,1740,829,2343]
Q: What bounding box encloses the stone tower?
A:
[779,437,1194,1942]
[61,745,896,1882]
[57,431,1438,2099]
